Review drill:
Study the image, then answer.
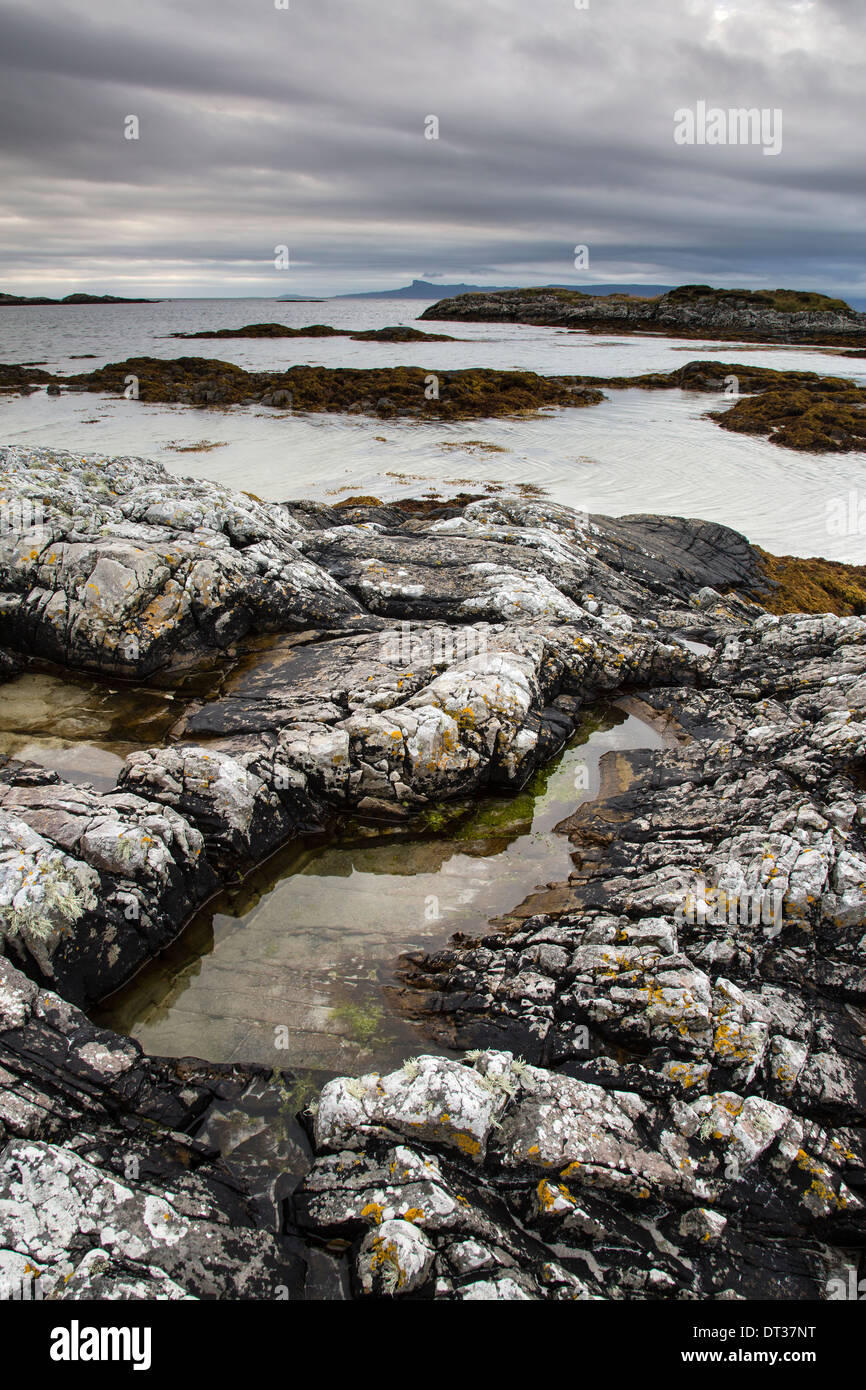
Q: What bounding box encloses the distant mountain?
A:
[330,279,677,300]
[331,280,515,300]
[273,294,325,302]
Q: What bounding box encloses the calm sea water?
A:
[1,295,865,562]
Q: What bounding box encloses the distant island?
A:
[0,291,158,306]
[172,323,458,342]
[420,283,866,346]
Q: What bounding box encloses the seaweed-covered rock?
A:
[420,284,866,347]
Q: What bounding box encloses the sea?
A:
[1,295,865,564]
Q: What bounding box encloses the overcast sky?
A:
[0,0,863,298]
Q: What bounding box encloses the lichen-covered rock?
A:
[0,767,216,1004]
[313,1054,512,1162]
[299,1049,862,1299]
[0,445,363,676]
[0,956,310,1299]
[117,743,305,865]
[1,449,865,1301]
[356,1218,435,1296]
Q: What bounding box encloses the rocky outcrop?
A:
[343,609,866,1297]
[0,449,857,1008]
[0,763,217,1006]
[0,446,864,1299]
[0,445,364,678]
[294,1041,862,1299]
[0,956,310,1299]
[172,323,458,342]
[397,609,866,1072]
[420,284,866,347]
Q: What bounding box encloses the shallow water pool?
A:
[95,703,669,1078]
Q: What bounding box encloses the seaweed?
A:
[61,356,605,419]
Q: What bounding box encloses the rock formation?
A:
[0,445,863,1298]
[420,284,866,347]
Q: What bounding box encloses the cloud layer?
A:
[1,0,863,296]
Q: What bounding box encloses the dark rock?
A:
[0,956,308,1299]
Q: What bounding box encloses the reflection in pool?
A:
[0,661,218,791]
[95,703,667,1078]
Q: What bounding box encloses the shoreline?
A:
[4,354,866,454]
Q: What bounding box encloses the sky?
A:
[0,0,864,299]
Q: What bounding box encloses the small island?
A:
[0,291,159,305]
[420,283,866,347]
[171,322,458,342]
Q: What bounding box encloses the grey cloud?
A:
[0,0,863,297]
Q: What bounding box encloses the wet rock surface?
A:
[0,445,864,1298]
[0,451,778,1009]
[372,612,866,1296]
[0,762,216,1005]
[0,444,364,678]
[295,1044,862,1299]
